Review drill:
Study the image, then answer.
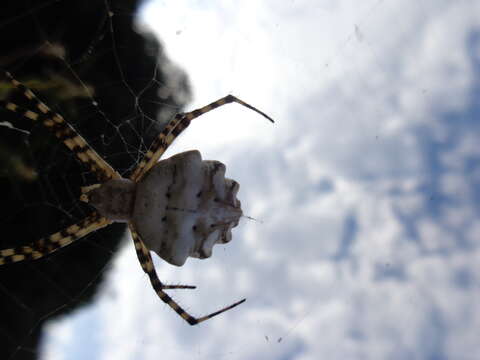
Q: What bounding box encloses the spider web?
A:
[0,1,191,359]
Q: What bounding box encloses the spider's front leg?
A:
[1,72,120,182]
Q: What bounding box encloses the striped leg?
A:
[1,72,120,182]
[129,223,246,325]
[130,223,195,290]
[129,113,184,182]
[130,95,274,182]
[0,212,111,265]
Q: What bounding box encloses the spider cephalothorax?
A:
[0,71,273,325]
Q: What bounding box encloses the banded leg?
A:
[129,223,246,325]
[1,72,120,182]
[130,95,274,182]
[130,113,184,182]
[0,212,111,265]
[130,222,195,290]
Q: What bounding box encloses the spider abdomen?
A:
[132,150,243,266]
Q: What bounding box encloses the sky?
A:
[40,1,480,359]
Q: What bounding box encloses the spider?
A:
[0,71,273,325]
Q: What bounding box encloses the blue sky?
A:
[41,1,480,359]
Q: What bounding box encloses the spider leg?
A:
[129,222,195,291]
[129,113,184,182]
[0,212,111,265]
[1,72,121,182]
[129,223,245,325]
[130,95,274,182]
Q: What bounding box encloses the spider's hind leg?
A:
[0,211,111,265]
[128,223,245,325]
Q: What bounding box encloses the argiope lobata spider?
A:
[0,71,273,325]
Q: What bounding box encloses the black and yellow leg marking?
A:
[129,113,185,182]
[1,72,121,182]
[130,223,195,290]
[129,223,246,325]
[0,212,111,265]
[130,95,274,182]
[183,94,274,123]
